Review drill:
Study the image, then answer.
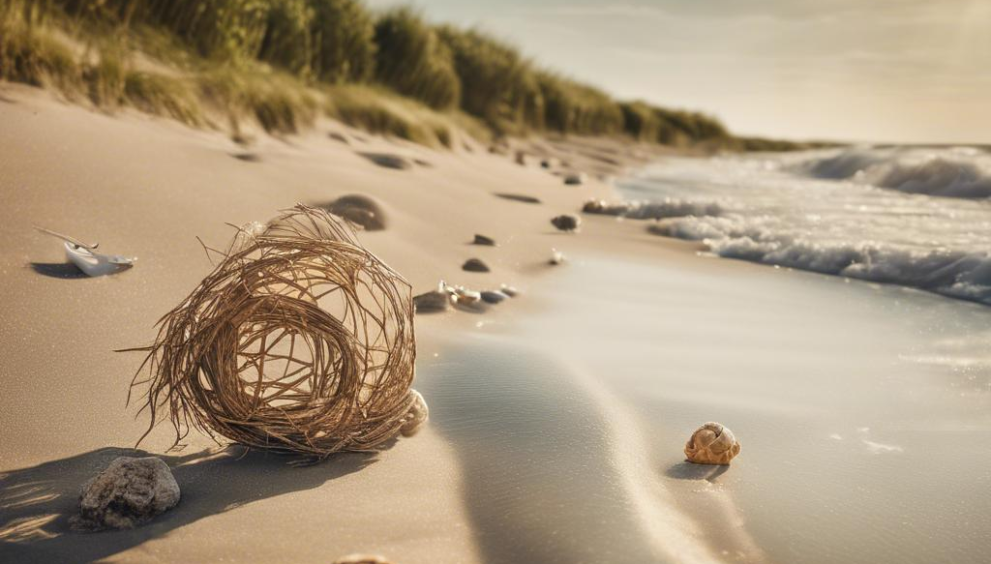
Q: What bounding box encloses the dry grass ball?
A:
[129,205,422,458]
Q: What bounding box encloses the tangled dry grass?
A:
[125,204,422,458]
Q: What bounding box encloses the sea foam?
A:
[623,149,991,305]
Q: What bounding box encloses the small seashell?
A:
[500,284,519,297]
[452,286,482,304]
[400,390,429,437]
[549,249,565,265]
[684,422,741,465]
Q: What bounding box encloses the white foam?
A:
[624,150,991,305]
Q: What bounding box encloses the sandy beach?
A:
[0,85,689,563]
[3,80,991,564]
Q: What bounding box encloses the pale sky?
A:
[366,0,991,144]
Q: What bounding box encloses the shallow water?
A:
[423,254,991,564]
[617,147,991,304]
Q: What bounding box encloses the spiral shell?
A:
[684,422,741,465]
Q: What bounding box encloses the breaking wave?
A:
[623,150,991,305]
[796,147,991,199]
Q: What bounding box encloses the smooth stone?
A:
[480,290,508,304]
[473,234,497,246]
[413,290,450,313]
[551,214,581,232]
[462,258,491,272]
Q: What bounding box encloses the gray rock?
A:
[72,456,180,531]
[480,291,508,304]
[551,214,581,232]
[324,194,388,231]
[462,258,490,272]
[564,173,586,185]
[473,234,496,246]
[413,290,450,313]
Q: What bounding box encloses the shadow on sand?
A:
[28,263,88,279]
[664,461,729,483]
[0,446,375,563]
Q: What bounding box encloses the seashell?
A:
[452,286,482,304]
[400,390,429,437]
[549,249,565,265]
[684,422,741,465]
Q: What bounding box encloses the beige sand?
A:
[0,84,713,563]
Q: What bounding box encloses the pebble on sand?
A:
[71,456,180,531]
[325,194,388,231]
[413,290,451,313]
[473,234,497,246]
[564,172,586,185]
[500,284,520,297]
[549,249,565,265]
[333,555,394,564]
[684,422,742,465]
[480,290,508,304]
[463,258,491,272]
[551,214,581,232]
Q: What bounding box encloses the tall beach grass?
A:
[0,0,811,149]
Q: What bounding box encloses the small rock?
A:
[684,422,741,465]
[473,234,496,246]
[551,214,581,232]
[500,284,520,297]
[71,456,180,531]
[549,249,565,265]
[413,290,450,314]
[325,194,388,231]
[564,173,586,185]
[333,555,394,564]
[400,390,429,438]
[328,132,350,144]
[480,290,508,304]
[462,258,490,272]
[540,159,552,169]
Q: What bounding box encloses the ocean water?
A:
[615,147,991,304]
[419,253,991,564]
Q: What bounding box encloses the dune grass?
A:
[0,0,810,150]
[372,7,459,111]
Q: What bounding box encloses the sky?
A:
[366,0,991,144]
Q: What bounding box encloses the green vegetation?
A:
[0,0,810,150]
[373,8,459,110]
